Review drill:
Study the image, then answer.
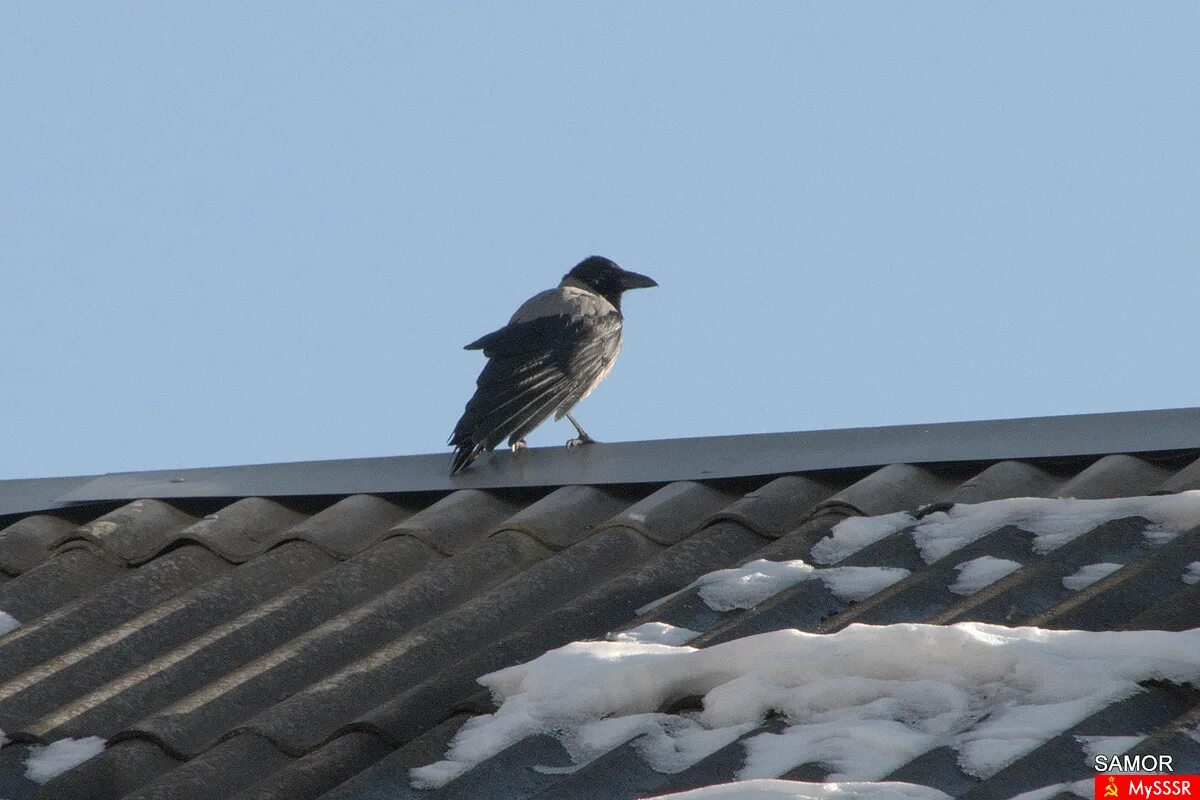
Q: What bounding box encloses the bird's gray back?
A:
[507,286,625,419]
[509,286,619,325]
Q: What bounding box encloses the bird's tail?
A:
[450,441,484,475]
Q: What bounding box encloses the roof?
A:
[1,407,1199,799]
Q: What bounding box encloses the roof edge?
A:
[0,475,101,518]
[23,406,1200,513]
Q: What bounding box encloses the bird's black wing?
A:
[552,313,624,420]
[449,311,622,474]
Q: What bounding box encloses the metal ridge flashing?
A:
[31,407,1200,509]
[0,475,100,518]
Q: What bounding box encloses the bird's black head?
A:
[563,255,657,310]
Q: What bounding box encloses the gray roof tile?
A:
[812,463,964,517]
[0,546,232,736]
[277,494,413,559]
[883,746,978,798]
[1155,454,1200,493]
[60,499,198,565]
[424,733,573,800]
[31,738,181,800]
[0,740,39,800]
[1123,581,1200,632]
[489,484,641,549]
[316,715,469,800]
[119,733,291,800]
[229,731,392,800]
[700,474,838,537]
[128,532,543,757]
[0,514,78,576]
[0,548,125,622]
[240,528,660,755]
[1122,702,1200,772]
[597,480,739,545]
[387,490,524,555]
[42,538,420,743]
[1032,522,1200,630]
[941,460,1061,504]
[1053,454,1175,499]
[350,521,769,748]
[171,498,309,563]
[11,542,337,742]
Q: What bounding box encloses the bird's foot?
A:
[566,434,595,448]
[511,439,528,453]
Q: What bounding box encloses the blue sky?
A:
[3,3,1198,479]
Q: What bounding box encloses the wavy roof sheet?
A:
[1,409,1198,799]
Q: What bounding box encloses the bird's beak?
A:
[620,270,658,290]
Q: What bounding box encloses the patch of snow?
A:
[667,560,816,612]
[610,622,700,646]
[1062,563,1124,591]
[811,512,914,564]
[949,557,1023,595]
[819,567,911,603]
[1075,734,1145,763]
[0,611,20,636]
[1183,562,1200,586]
[644,778,952,799]
[24,736,106,783]
[1143,528,1180,545]
[533,714,753,777]
[638,559,910,614]
[811,493,1200,565]
[410,623,1200,788]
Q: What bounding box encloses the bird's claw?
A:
[566,435,595,448]
[511,440,528,453]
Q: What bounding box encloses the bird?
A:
[449,255,658,475]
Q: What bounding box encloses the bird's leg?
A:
[564,412,596,447]
[510,439,528,453]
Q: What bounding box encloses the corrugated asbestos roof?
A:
[1,409,1199,799]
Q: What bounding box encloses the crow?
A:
[449,256,657,475]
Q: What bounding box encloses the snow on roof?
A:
[23,735,105,784]
[948,556,1023,595]
[1061,562,1124,591]
[609,622,701,646]
[812,492,1200,564]
[639,559,910,614]
[410,622,1200,789]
